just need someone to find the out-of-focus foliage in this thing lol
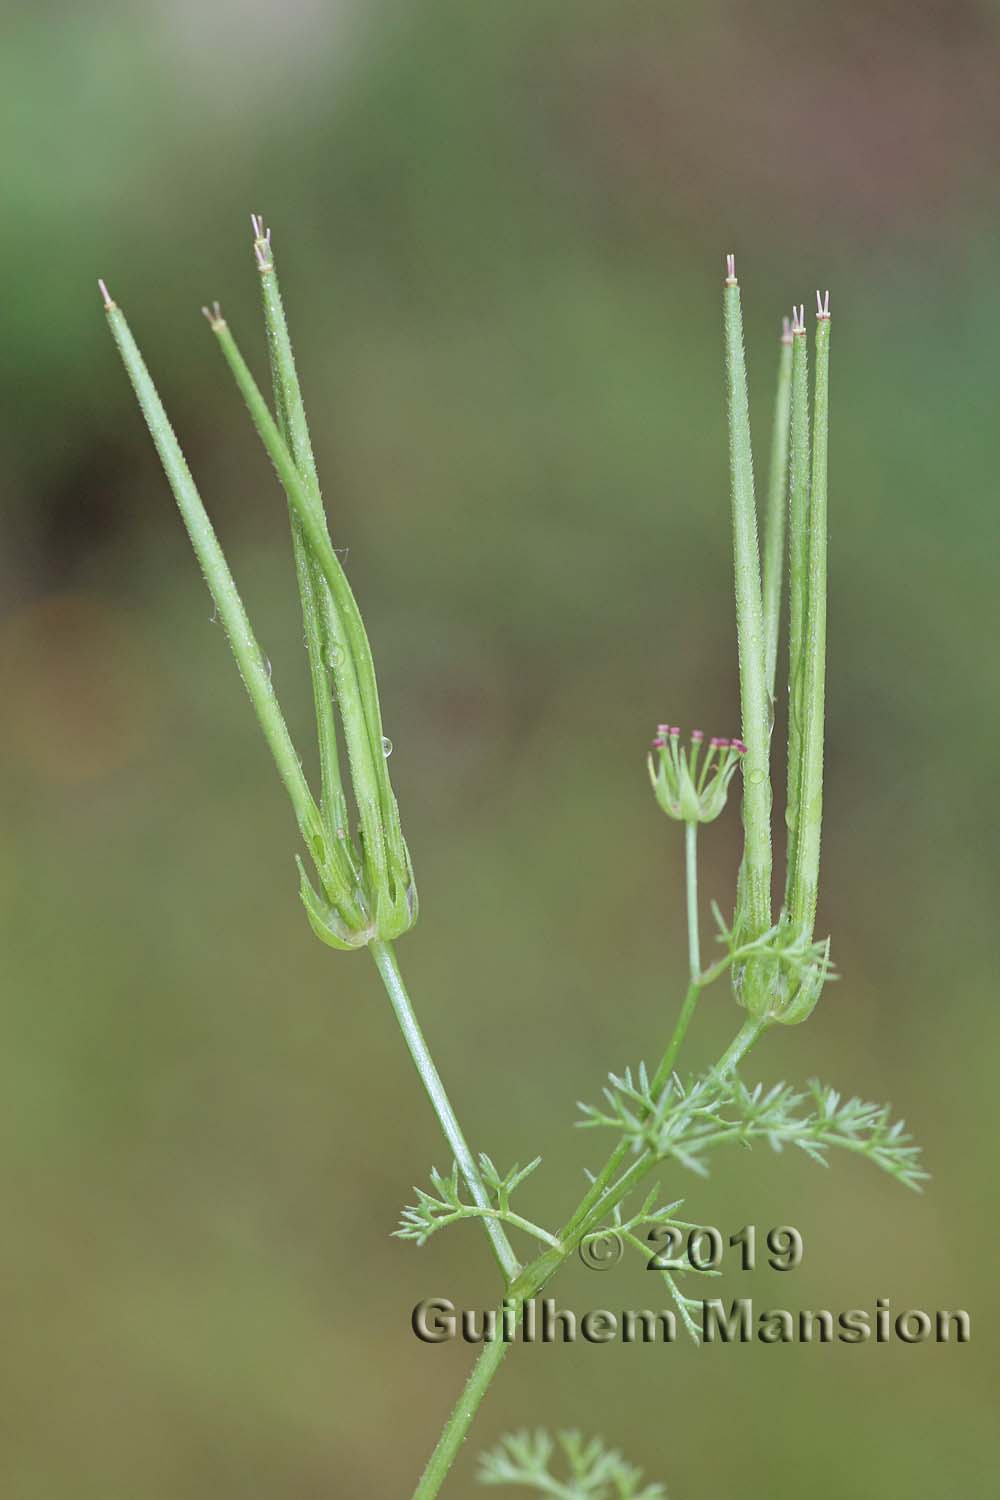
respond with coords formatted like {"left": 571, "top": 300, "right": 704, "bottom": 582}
{"left": 1, "top": 1, "right": 996, "bottom": 1495}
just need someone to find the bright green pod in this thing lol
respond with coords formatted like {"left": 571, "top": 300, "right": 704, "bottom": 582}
{"left": 788, "top": 293, "right": 830, "bottom": 945}
{"left": 99, "top": 283, "right": 365, "bottom": 930}
{"left": 784, "top": 304, "right": 811, "bottom": 915}
{"left": 762, "top": 318, "right": 794, "bottom": 702}
{"left": 722, "top": 255, "right": 773, "bottom": 944}
{"left": 773, "top": 291, "right": 831, "bottom": 1024}
{"left": 248, "top": 221, "right": 351, "bottom": 850}
{"left": 207, "top": 309, "right": 417, "bottom": 946}
{"left": 722, "top": 256, "right": 779, "bottom": 1021}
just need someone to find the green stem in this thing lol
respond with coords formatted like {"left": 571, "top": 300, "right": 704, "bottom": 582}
{"left": 493, "top": 1214, "right": 561, "bottom": 1250}
{"left": 684, "top": 820, "right": 700, "bottom": 981}
{"left": 549, "top": 1013, "right": 769, "bottom": 1279}
{"left": 370, "top": 941, "right": 521, "bottom": 1285}
{"left": 542, "top": 888, "right": 759, "bottom": 1276}
{"left": 658, "top": 979, "right": 702, "bottom": 1080}
{"left": 564, "top": 1008, "right": 765, "bottom": 1249}
{"left": 722, "top": 261, "right": 772, "bottom": 940}
{"left": 715, "top": 1015, "right": 766, "bottom": 1073}
{"left": 539, "top": 969, "right": 703, "bottom": 1278}
{"left": 409, "top": 946, "right": 769, "bottom": 1499}
{"left": 762, "top": 322, "right": 794, "bottom": 701}
{"left": 438, "top": 1209, "right": 561, "bottom": 1250}
{"left": 412, "top": 1332, "right": 512, "bottom": 1500}
{"left": 414, "top": 1004, "right": 768, "bottom": 1499}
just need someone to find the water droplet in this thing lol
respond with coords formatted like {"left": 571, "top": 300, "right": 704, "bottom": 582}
{"left": 748, "top": 768, "right": 766, "bottom": 786}
{"left": 265, "top": 656, "right": 272, "bottom": 682}
{"left": 382, "top": 736, "right": 393, "bottom": 757}
{"left": 327, "top": 644, "right": 345, "bottom": 669}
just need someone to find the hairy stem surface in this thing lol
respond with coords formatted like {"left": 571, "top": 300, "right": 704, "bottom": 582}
{"left": 249, "top": 235, "right": 349, "bottom": 845}
{"left": 723, "top": 266, "right": 772, "bottom": 940}
{"left": 784, "top": 317, "right": 811, "bottom": 912}
{"left": 412, "top": 999, "right": 765, "bottom": 1499}
{"left": 412, "top": 1332, "right": 512, "bottom": 1500}
{"left": 788, "top": 308, "right": 830, "bottom": 939}
{"left": 762, "top": 324, "right": 794, "bottom": 701}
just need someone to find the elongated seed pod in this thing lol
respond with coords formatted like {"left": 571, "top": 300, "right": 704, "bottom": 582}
{"left": 762, "top": 317, "right": 794, "bottom": 701}
{"left": 722, "top": 254, "right": 773, "bottom": 942}
{"left": 784, "top": 302, "right": 811, "bottom": 913}
{"left": 788, "top": 294, "right": 830, "bottom": 940}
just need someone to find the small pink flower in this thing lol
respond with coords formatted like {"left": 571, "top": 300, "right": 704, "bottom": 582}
{"left": 648, "top": 723, "right": 743, "bottom": 824}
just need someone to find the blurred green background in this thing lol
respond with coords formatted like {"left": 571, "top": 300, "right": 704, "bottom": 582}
{"left": 1, "top": 0, "right": 996, "bottom": 1494}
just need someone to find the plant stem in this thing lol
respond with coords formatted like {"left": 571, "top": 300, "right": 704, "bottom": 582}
{"left": 715, "top": 1015, "right": 766, "bottom": 1073}
{"left": 413, "top": 1004, "right": 767, "bottom": 1499}
{"left": 558, "top": 1007, "right": 765, "bottom": 1250}
{"left": 543, "top": 891, "right": 754, "bottom": 1275}
{"left": 657, "top": 979, "right": 702, "bottom": 1080}
{"left": 684, "top": 820, "right": 700, "bottom": 981}
{"left": 412, "top": 1330, "right": 512, "bottom": 1500}
{"left": 762, "top": 321, "right": 794, "bottom": 701}
{"left": 370, "top": 940, "right": 521, "bottom": 1285}
{"left": 492, "top": 1214, "right": 561, "bottom": 1249}
{"left": 380, "top": 836, "right": 729, "bottom": 1498}
{"left": 540, "top": 965, "right": 704, "bottom": 1273}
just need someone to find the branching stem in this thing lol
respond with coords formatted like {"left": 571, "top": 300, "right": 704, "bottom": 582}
{"left": 100, "top": 243, "right": 844, "bottom": 1500}
{"left": 410, "top": 1001, "right": 765, "bottom": 1500}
